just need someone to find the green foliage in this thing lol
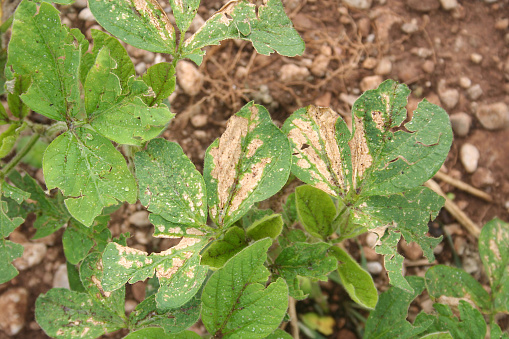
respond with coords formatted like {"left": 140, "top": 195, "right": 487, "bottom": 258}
{"left": 295, "top": 184, "right": 338, "bottom": 239}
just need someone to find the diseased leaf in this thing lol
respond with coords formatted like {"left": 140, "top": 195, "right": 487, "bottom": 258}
{"left": 89, "top": 0, "right": 176, "bottom": 53}
{"left": 183, "top": 0, "right": 304, "bottom": 60}
{"left": 135, "top": 139, "right": 208, "bottom": 234}
{"left": 43, "top": 128, "right": 137, "bottom": 226}
{"left": 0, "top": 197, "right": 24, "bottom": 284}
{"left": 329, "top": 246, "right": 378, "bottom": 309}
{"left": 102, "top": 238, "right": 207, "bottom": 310}
{"left": 124, "top": 328, "right": 201, "bottom": 339}
{"left": 414, "top": 301, "right": 487, "bottom": 339}
{"left": 129, "top": 295, "right": 201, "bottom": 333}
{"left": 364, "top": 276, "right": 431, "bottom": 339}
{"left": 141, "top": 62, "right": 176, "bottom": 107}
{"left": 246, "top": 213, "right": 283, "bottom": 240}
{"left": 204, "top": 102, "right": 291, "bottom": 228}
{"left": 424, "top": 265, "right": 491, "bottom": 313}
{"left": 7, "top": 0, "right": 84, "bottom": 121}
{"left": 295, "top": 185, "right": 337, "bottom": 239}
{"left": 201, "top": 226, "right": 247, "bottom": 269}
{"left": 2, "top": 182, "right": 29, "bottom": 204}
{"left": 478, "top": 218, "right": 509, "bottom": 313}
{"left": 202, "top": 238, "right": 288, "bottom": 338}
{"left": 274, "top": 242, "right": 337, "bottom": 299}
{"left": 35, "top": 289, "right": 125, "bottom": 339}
{"left": 169, "top": 0, "right": 200, "bottom": 34}
{"left": 85, "top": 48, "right": 174, "bottom": 145}
{"left": 0, "top": 123, "right": 24, "bottom": 158}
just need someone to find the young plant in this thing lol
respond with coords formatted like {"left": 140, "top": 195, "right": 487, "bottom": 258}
{"left": 364, "top": 218, "right": 509, "bottom": 339}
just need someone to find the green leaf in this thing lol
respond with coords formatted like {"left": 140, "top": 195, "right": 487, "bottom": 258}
{"left": 89, "top": 0, "right": 176, "bottom": 53}
{"left": 491, "top": 323, "right": 509, "bottom": 339}
{"left": 329, "top": 246, "right": 378, "bottom": 309}
{"left": 274, "top": 242, "right": 337, "bottom": 299}
{"left": 7, "top": 0, "right": 84, "bottom": 121}
{"left": 141, "top": 62, "right": 176, "bottom": 107}
{"left": 201, "top": 226, "right": 247, "bottom": 269}
{"left": 418, "top": 333, "right": 453, "bottom": 339}
{"left": 364, "top": 276, "right": 431, "bottom": 339}
{"left": 202, "top": 238, "right": 288, "bottom": 338}
{"left": 204, "top": 102, "right": 291, "bottom": 228}
{"left": 17, "top": 136, "right": 49, "bottom": 168}
{"left": 129, "top": 295, "right": 201, "bottom": 333}
{"left": 43, "top": 128, "right": 137, "bottom": 226}
{"left": 135, "top": 139, "right": 208, "bottom": 234}
{"left": 85, "top": 48, "right": 174, "bottom": 145}
{"left": 414, "top": 301, "right": 487, "bottom": 339}
{"left": 295, "top": 185, "right": 337, "bottom": 239}
{"left": 278, "top": 228, "right": 307, "bottom": 249}
{"left": 282, "top": 192, "right": 298, "bottom": 227}
{"left": 63, "top": 217, "right": 111, "bottom": 265}
{"left": 0, "top": 198, "right": 24, "bottom": 284}
{"left": 35, "top": 288, "right": 126, "bottom": 338}
{"left": 183, "top": 0, "right": 304, "bottom": 58}
{"left": 424, "top": 265, "right": 491, "bottom": 313}
{"left": 246, "top": 213, "right": 283, "bottom": 240}
{"left": 67, "top": 261, "right": 85, "bottom": 292}
{"left": 478, "top": 218, "right": 509, "bottom": 313}
{"left": 102, "top": 239, "right": 207, "bottom": 310}
{"left": 0, "top": 100, "right": 8, "bottom": 125}
{"left": 0, "top": 123, "right": 24, "bottom": 158}
{"left": 125, "top": 328, "right": 201, "bottom": 339}
{"left": 7, "top": 75, "right": 31, "bottom": 119}
{"left": 169, "top": 0, "right": 200, "bottom": 34}
{"left": 265, "top": 329, "right": 293, "bottom": 339}
{"left": 2, "top": 182, "right": 29, "bottom": 204}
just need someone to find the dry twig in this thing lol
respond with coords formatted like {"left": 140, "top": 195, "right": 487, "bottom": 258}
{"left": 434, "top": 170, "right": 493, "bottom": 202}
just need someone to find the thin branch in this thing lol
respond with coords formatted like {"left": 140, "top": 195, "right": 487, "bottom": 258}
{"left": 288, "top": 297, "right": 299, "bottom": 339}
{"left": 434, "top": 170, "right": 493, "bottom": 202}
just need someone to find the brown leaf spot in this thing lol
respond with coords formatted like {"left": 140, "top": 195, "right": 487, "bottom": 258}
{"left": 246, "top": 139, "right": 263, "bottom": 158}
{"left": 371, "top": 110, "right": 385, "bottom": 131}
{"left": 489, "top": 239, "right": 501, "bottom": 260}
{"left": 349, "top": 116, "right": 372, "bottom": 188}
{"left": 132, "top": 0, "right": 174, "bottom": 41}
{"left": 156, "top": 257, "right": 184, "bottom": 279}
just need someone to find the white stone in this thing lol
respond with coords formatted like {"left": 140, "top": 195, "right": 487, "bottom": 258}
{"left": 365, "top": 232, "right": 379, "bottom": 248}
{"left": 129, "top": 210, "right": 151, "bottom": 228}
{"left": 342, "top": 0, "right": 372, "bottom": 9}
{"left": 375, "top": 58, "right": 392, "bottom": 75}
{"left": 310, "top": 54, "right": 330, "bottom": 77}
{"left": 466, "top": 84, "right": 483, "bottom": 100}
{"left": 135, "top": 62, "right": 147, "bottom": 75}
{"left": 470, "top": 53, "right": 483, "bottom": 64}
{"left": 401, "top": 20, "right": 419, "bottom": 34}
{"left": 176, "top": 60, "right": 204, "bottom": 96}
{"left": 440, "top": 0, "right": 458, "bottom": 10}
{"left": 78, "top": 8, "right": 95, "bottom": 22}
{"left": 360, "top": 75, "right": 383, "bottom": 92}
{"left": 459, "top": 76, "right": 472, "bottom": 89}
{"left": 280, "top": 64, "right": 310, "bottom": 82}
{"left": 0, "top": 288, "right": 28, "bottom": 336}
{"left": 72, "top": 0, "right": 87, "bottom": 9}
{"left": 191, "top": 114, "right": 208, "bottom": 128}
{"left": 449, "top": 112, "right": 472, "bottom": 137}
{"left": 460, "top": 143, "right": 480, "bottom": 173}
{"left": 53, "top": 263, "right": 70, "bottom": 289}
{"left": 476, "top": 102, "right": 509, "bottom": 130}
{"left": 438, "top": 85, "right": 459, "bottom": 109}
{"left": 366, "top": 261, "right": 383, "bottom": 275}
{"left": 13, "top": 242, "right": 47, "bottom": 270}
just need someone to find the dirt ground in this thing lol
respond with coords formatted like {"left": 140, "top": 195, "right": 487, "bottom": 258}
{"left": 1, "top": 0, "right": 509, "bottom": 338}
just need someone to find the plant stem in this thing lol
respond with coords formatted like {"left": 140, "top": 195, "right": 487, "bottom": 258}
{"left": 0, "top": 132, "right": 40, "bottom": 179}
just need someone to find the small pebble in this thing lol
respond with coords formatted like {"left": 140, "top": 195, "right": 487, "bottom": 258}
{"left": 53, "top": 264, "right": 70, "bottom": 289}
{"left": 366, "top": 261, "right": 383, "bottom": 275}
{"left": 362, "top": 57, "right": 378, "bottom": 70}
{"left": 365, "top": 232, "right": 379, "bottom": 248}
{"left": 280, "top": 64, "right": 310, "bottom": 82}
{"left": 495, "top": 18, "right": 509, "bottom": 30}
{"left": 129, "top": 210, "right": 151, "bottom": 228}
{"left": 466, "top": 84, "right": 483, "bottom": 100}
{"left": 449, "top": 112, "right": 472, "bottom": 137}
{"left": 135, "top": 62, "right": 147, "bottom": 75}
{"left": 406, "top": 0, "right": 440, "bottom": 12}
{"left": 0, "top": 288, "right": 28, "bottom": 336}
{"left": 13, "top": 243, "right": 47, "bottom": 270}
{"left": 400, "top": 238, "right": 423, "bottom": 261}
{"left": 360, "top": 75, "right": 383, "bottom": 91}
{"left": 363, "top": 246, "right": 380, "bottom": 261}
{"left": 438, "top": 88, "right": 459, "bottom": 109}
{"left": 460, "top": 143, "right": 480, "bottom": 173}
{"left": 375, "top": 58, "right": 392, "bottom": 75}
{"left": 78, "top": 8, "right": 95, "bottom": 22}
{"left": 421, "top": 60, "right": 435, "bottom": 73}
{"left": 439, "top": 0, "right": 458, "bottom": 10}
{"left": 476, "top": 102, "right": 509, "bottom": 130}
{"left": 310, "top": 54, "right": 329, "bottom": 77}
{"left": 357, "top": 17, "right": 371, "bottom": 37}
{"left": 459, "top": 76, "right": 472, "bottom": 88}
{"left": 125, "top": 300, "right": 138, "bottom": 314}
{"left": 190, "top": 114, "right": 208, "bottom": 128}
{"left": 470, "top": 53, "right": 483, "bottom": 64}
{"left": 342, "top": 0, "right": 372, "bottom": 9}
{"left": 401, "top": 20, "right": 419, "bottom": 34}
{"left": 72, "top": 0, "right": 87, "bottom": 9}
{"left": 471, "top": 167, "right": 495, "bottom": 188}
{"left": 176, "top": 60, "right": 204, "bottom": 96}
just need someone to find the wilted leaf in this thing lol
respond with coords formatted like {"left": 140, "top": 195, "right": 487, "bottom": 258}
{"left": 295, "top": 185, "right": 337, "bottom": 239}
{"left": 204, "top": 102, "right": 291, "bottom": 228}
{"left": 89, "top": 0, "right": 176, "bottom": 53}
{"left": 43, "top": 128, "right": 137, "bottom": 226}
{"left": 301, "top": 313, "right": 335, "bottom": 336}
{"left": 7, "top": 0, "right": 84, "bottom": 121}
{"left": 274, "top": 242, "right": 337, "bottom": 299}
{"left": 183, "top": 0, "right": 304, "bottom": 61}
{"left": 201, "top": 226, "right": 247, "bottom": 269}
{"left": 329, "top": 246, "right": 378, "bottom": 309}
{"left": 425, "top": 265, "right": 491, "bottom": 313}
{"left": 202, "top": 238, "right": 288, "bottom": 338}
{"left": 478, "top": 218, "right": 509, "bottom": 313}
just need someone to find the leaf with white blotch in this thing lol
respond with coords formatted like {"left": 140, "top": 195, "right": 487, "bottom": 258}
{"left": 129, "top": 295, "right": 200, "bottom": 333}
{"left": 364, "top": 276, "right": 432, "bottom": 339}
{"left": 0, "top": 199, "right": 24, "bottom": 284}
{"left": 479, "top": 218, "right": 509, "bottom": 313}
{"left": 79, "top": 252, "right": 125, "bottom": 318}
{"left": 2, "top": 182, "right": 29, "bottom": 204}
{"left": 141, "top": 62, "right": 176, "bottom": 107}
{"left": 183, "top": 0, "right": 304, "bottom": 63}
{"left": 204, "top": 102, "right": 291, "bottom": 228}
{"left": 329, "top": 246, "right": 378, "bottom": 309}
{"left": 424, "top": 265, "right": 491, "bottom": 313}
{"left": 43, "top": 128, "right": 137, "bottom": 226}
{"left": 169, "top": 0, "right": 200, "bottom": 34}
{"left": 63, "top": 217, "right": 111, "bottom": 265}
{"left": 89, "top": 0, "right": 176, "bottom": 53}
{"left": 414, "top": 301, "right": 486, "bottom": 339}
{"left": 85, "top": 48, "right": 175, "bottom": 146}
{"left": 35, "top": 288, "right": 126, "bottom": 339}
{"left": 201, "top": 238, "right": 288, "bottom": 338}
{"left": 295, "top": 185, "right": 337, "bottom": 239}
{"left": 201, "top": 226, "right": 247, "bottom": 269}
{"left": 274, "top": 242, "right": 337, "bottom": 299}
{"left": 135, "top": 139, "right": 208, "bottom": 234}
{"left": 125, "top": 328, "right": 201, "bottom": 339}
{"left": 80, "top": 29, "right": 134, "bottom": 92}
{"left": 102, "top": 238, "right": 207, "bottom": 310}
{"left": 7, "top": 0, "right": 85, "bottom": 121}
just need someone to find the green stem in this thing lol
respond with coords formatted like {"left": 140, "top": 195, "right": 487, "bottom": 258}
{"left": 0, "top": 133, "right": 40, "bottom": 179}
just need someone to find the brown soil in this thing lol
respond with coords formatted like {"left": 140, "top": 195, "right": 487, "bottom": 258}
{"left": 1, "top": 0, "right": 508, "bottom": 338}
